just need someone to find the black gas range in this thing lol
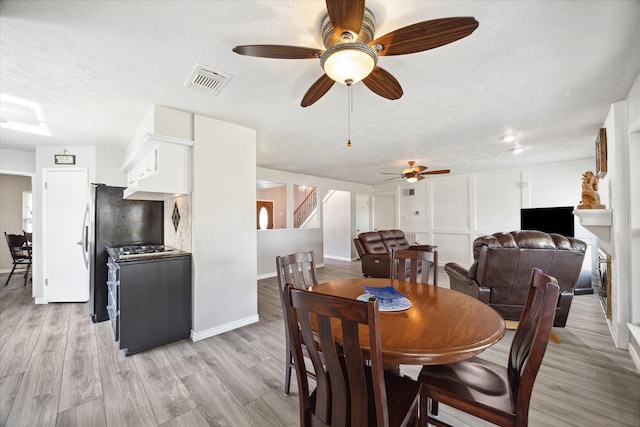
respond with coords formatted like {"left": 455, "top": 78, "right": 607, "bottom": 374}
{"left": 105, "top": 243, "right": 192, "bottom": 355}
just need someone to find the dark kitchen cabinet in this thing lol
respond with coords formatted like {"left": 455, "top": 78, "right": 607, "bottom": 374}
{"left": 110, "top": 254, "right": 192, "bottom": 356}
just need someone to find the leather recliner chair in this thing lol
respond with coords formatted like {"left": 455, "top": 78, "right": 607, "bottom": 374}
{"left": 445, "top": 230, "right": 587, "bottom": 327}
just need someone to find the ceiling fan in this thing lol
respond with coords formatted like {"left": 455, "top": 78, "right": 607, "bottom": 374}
{"left": 233, "top": 0, "right": 478, "bottom": 107}
{"left": 382, "top": 161, "right": 451, "bottom": 183}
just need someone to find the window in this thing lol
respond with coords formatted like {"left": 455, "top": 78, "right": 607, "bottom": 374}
{"left": 22, "top": 190, "right": 32, "bottom": 232}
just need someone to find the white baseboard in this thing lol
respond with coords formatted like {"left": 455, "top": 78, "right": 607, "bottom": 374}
{"left": 323, "top": 255, "right": 352, "bottom": 262}
{"left": 191, "top": 314, "right": 259, "bottom": 342}
{"left": 34, "top": 298, "right": 48, "bottom": 305}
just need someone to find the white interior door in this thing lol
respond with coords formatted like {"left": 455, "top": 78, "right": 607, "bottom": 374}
{"left": 373, "top": 193, "right": 396, "bottom": 230}
{"left": 44, "top": 168, "right": 89, "bottom": 302}
{"left": 356, "top": 194, "right": 370, "bottom": 234}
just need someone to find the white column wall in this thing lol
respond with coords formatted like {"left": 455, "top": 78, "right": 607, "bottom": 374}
{"left": 624, "top": 73, "right": 640, "bottom": 367}
{"left": 191, "top": 115, "right": 257, "bottom": 340}
{"left": 323, "top": 190, "right": 352, "bottom": 261}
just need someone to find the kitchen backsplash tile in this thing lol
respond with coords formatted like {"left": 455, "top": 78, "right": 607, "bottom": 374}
{"left": 165, "top": 194, "right": 191, "bottom": 252}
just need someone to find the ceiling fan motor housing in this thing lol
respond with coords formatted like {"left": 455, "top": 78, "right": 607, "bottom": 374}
{"left": 321, "top": 7, "right": 376, "bottom": 48}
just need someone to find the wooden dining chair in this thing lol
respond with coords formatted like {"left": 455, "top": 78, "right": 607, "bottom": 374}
{"left": 275, "top": 251, "right": 318, "bottom": 394}
{"left": 418, "top": 268, "right": 560, "bottom": 427}
{"left": 4, "top": 232, "right": 32, "bottom": 287}
{"left": 390, "top": 249, "right": 438, "bottom": 285}
{"left": 284, "top": 283, "right": 421, "bottom": 427}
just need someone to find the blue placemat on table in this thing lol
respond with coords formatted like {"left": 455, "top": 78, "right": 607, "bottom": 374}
{"left": 362, "top": 285, "right": 407, "bottom": 300}
{"left": 357, "top": 293, "right": 412, "bottom": 311}
{"left": 359, "top": 285, "right": 411, "bottom": 311}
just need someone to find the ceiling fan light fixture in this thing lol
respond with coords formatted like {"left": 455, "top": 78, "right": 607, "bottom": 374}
{"left": 321, "top": 43, "right": 377, "bottom": 85}
{"left": 406, "top": 176, "right": 419, "bottom": 183}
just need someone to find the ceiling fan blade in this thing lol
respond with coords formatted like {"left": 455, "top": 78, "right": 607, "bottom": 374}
{"left": 417, "top": 175, "right": 426, "bottom": 181}
{"left": 326, "top": 0, "right": 365, "bottom": 36}
{"left": 301, "top": 74, "right": 336, "bottom": 107}
{"left": 384, "top": 176, "right": 402, "bottom": 181}
{"left": 381, "top": 172, "right": 402, "bottom": 175}
{"left": 362, "top": 66, "right": 403, "bottom": 100}
{"left": 371, "top": 17, "right": 479, "bottom": 56}
{"left": 233, "top": 45, "right": 322, "bottom": 59}
{"left": 413, "top": 165, "right": 427, "bottom": 173}
{"left": 421, "top": 169, "right": 451, "bottom": 175}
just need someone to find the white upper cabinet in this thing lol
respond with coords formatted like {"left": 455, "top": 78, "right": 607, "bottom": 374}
{"left": 122, "top": 105, "right": 194, "bottom": 201}
{"left": 122, "top": 133, "right": 193, "bottom": 200}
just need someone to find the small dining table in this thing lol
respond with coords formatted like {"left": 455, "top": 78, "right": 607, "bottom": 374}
{"left": 308, "top": 277, "right": 506, "bottom": 366}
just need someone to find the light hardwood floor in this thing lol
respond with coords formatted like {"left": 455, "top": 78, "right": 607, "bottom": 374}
{"left": 0, "top": 259, "right": 638, "bottom": 427}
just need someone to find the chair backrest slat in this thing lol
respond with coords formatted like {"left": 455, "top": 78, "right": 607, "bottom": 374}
{"left": 285, "top": 284, "right": 389, "bottom": 427}
{"left": 390, "top": 249, "right": 438, "bottom": 285}
{"left": 276, "top": 251, "right": 317, "bottom": 291}
{"left": 275, "top": 251, "right": 318, "bottom": 347}
{"left": 508, "top": 268, "right": 560, "bottom": 424}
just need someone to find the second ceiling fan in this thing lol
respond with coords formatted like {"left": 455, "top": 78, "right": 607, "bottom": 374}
{"left": 382, "top": 161, "right": 451, "bottom": 183}
{"left": 233, "top": 0, "right": 478, "bottom": 107}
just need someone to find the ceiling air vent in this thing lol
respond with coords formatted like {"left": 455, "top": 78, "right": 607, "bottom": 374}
{"left": 185, "top": 64, "right": 232, "bottom": 95}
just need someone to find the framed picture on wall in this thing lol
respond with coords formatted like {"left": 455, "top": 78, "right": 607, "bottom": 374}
{"left": 596, "top": 128, "right": 607, "bottom": 176}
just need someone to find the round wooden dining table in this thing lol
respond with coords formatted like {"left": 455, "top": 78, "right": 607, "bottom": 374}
{"left": 309, "top": 277, "right": 506, "bottom": 366}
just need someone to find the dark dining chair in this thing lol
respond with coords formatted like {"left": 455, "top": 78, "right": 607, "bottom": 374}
{"left": 284, "top": 283, "right": 421, "bottom": 427}
{"left": 390, "top": 248, "right": 438, "bottom": 285}
{"left": 418, "top": 268, "right": 560, "bottom": 427}
{"left": 4, "top": 232, "right": 32, "bottom": 287}
{"left": 275, "top": 251, "right": 318, "bottom": 394}
{"left": 23, "top": 230, "right": 32, "bottom": 244}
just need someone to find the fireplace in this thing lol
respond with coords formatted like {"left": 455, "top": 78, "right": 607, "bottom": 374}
{"left": 597, "top": 248, "right": 612, "bottom": 319}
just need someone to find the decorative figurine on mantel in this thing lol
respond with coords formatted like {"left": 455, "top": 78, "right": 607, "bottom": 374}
{"left": 577, "top": 171, "right": 606, "bottom": 209}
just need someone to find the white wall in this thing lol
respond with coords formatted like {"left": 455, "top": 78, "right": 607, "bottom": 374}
{"left": 192, "top": 115, "right": 257, "bottom": 340}
{"left": 257, "top": 228, "right": 323, "bottom": 279}
{"left": 0, "top": 148, "right": 35, "bottom": 174}
{"left": 95, "top": 144, "right": 127, "bottom": 187}
{"left": 323, "top": 190, "right": 352, "bottom": 261}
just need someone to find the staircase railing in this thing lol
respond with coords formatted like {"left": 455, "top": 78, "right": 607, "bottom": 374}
{"left": 294, "top": 188, "right": 333, "bottom": 228}
{"left": 294, "top": 187, "right": 317, "bottom": 228}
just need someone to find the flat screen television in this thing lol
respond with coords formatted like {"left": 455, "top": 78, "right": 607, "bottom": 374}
{"left": 520, "top": 206, "right": 575, "bottom": 237}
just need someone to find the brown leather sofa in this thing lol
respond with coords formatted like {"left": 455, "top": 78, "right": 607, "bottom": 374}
{"left": 353, "top": 230, "right": 412, "bottom": 278}
{"left": 445, "top": 230, "right": 587, "bottom": 327}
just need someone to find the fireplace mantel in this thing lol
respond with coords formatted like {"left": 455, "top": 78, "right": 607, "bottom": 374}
{"left": 573, "top": 209, "right": 613, "bottom": 241}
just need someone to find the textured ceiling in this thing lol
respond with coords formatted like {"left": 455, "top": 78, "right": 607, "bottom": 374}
{"left": 1, "top": 1, "right": 639, "bottom": 184}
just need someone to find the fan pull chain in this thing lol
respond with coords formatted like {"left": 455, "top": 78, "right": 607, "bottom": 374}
{"left": 347, "top": 81, "right": 353, "bottom": 148}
